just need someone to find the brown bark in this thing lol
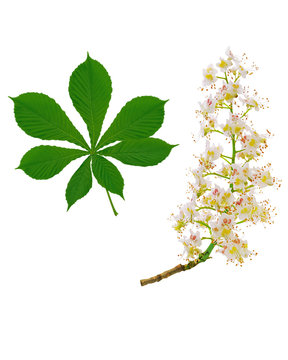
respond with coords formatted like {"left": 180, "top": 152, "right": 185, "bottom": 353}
{"left": 140, "top": 264, "right": 185, "bottom": 286}
{"left": 140, "top": 260, "right": 202, "bottom": 286}
{"left": 140, "top": 242, "right": 215, "bottom": 286}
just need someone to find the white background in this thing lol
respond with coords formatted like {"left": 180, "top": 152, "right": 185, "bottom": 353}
{"left": 1, "top": 1, "right": 287, "bottom": 359}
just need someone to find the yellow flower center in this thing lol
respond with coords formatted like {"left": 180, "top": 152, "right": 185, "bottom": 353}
{"left": 235, "top": 178, "right": 242, "bottom": 186}
{"left": 221, "top": 228, "right": 231, "bottom": 238}
{"left": 205, "top": 74, "right": 213, "bottom": 81}
{"left": 219, "top": 60, "right": 227, "bottom": 68}
{"left": 241, "top": 207, "right": 249, "bottom": 214}
{"left": 229, "top": 246, "right": 237, "bottom": 254}
{"left": 249, "top": 138, "right": 256, "bottom": 147}
{"left": 223, "top": 124, "right": 230, "bottom": 132}
{"left": 235, "top": 126, "right": 242, "bottom": 134}
{"left": 224, "top": 93, "right": 234, "bottom": 101}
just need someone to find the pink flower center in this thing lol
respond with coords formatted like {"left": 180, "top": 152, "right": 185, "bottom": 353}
{"left": 236, "top": 198, "right": 243, "bottom": 206}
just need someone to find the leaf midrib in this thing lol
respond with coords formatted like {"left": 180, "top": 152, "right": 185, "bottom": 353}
{"left": 87, "top": 60, "right": 96, "bottom": 148}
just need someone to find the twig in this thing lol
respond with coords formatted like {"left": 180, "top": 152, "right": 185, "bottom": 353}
{"left": 140, "top": 242, "right": 215, "bottom": 286}
{"left": 140, "top": 264, "right": 187, "bottom": 286}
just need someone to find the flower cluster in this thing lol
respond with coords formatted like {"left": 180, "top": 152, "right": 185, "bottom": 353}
{"left": 172, "top": 48, "right": 279, "bottom": 265}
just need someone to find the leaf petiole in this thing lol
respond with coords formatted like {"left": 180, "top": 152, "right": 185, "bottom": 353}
{"left": 106, "top": 190, "right": 118, "bottom": 216}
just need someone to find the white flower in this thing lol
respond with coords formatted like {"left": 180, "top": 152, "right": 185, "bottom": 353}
{"left": 239, "top": 131, "right": 267, "bottom": 158}
{"left": 217, "top": 188, "right": 235, "bottom": 208}
{"left": 219, "top": 213, "right": 235, "bottom": 226}
{"left": 219, "top": 163, "right": 231, "bottom": 178}
{"left": 203, "top": 141, "right": 223, "bottom": 162}
{"left": 230, "top": 164, "right": 250, "bottom": 191}
{"left": 222, "top": 81, "right": 243, "bottom": 103}
{"left": 203, "top": 65, "right": 217, "bottom": 86}
{"left": 222, "top": 113, "right": 246, "bottom": 136}
{"left": 204, "top": 186, "right": 235, "bottom": 210}
{"left": 199, "top": 116, "right": 218, "bottom": 137}
{"left": 253, "top": 168, "right": 274, "bottom": 188}
{"left": 231, "top": 60, "right": 249, "bottom": 78}
{"left": 216, "top": 57, "right": 232, "bottom": 72}
{"left": 172, "top": 209, "right": 187, "bottom": 232}
{"left": 229, "top": 80, "right": 243, "bottom": 95}
{"left": 259, "top": 170, "right": 273, "bottom": 187}
{"left": 181, "top": 230, "right": 202, "bottom": 259}
{"left": 211, "top": 214, "right": 235, "bottom": 240}
{"left": 201, "top": 186, "right": 221, "bottom": 208}
{"left": 189, "top": 230, "right": 202, "bottom": 246}
{"left": 235, "top": 193, "right": 264, "bottom": 222}
{"left": 192, "top": 165, "right": 205, "bottom": 185}
{"left": 180, "top": 200, "right": 197, "bottom": 220}
{"left": 218, "top": 236, "right": 250, "bottom": 263}
{"left": 199, "top": 95, "right": 217, "bottom": 115}
{"left": 216, "top": 84, "right": 228, "bottom": 102}
{"left": 225, "top": 47, "right": 240, "bottom": 63}
{"left": 241, "top": 96, "right": 262, "bottom": 111}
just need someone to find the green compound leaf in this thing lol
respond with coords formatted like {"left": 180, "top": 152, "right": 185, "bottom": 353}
{"left": 96, "top": 96, "right": 168, "bottom": 150}
{"left": 10, "top": 93, "right": 89, "bottom": 150}
{"left": 18, "top": 145, "right": 88, "bottom": 179}
{"left": 69, "top": 53, "right": 112, "bottom": 148}
{"left": 91, "top": 155, "right": 124, "bottom": 199}
{"left": 98, "top": 138, "right": 177, "bottom": 167}
{"left": 66, "top": 157, "right": 93, "bottom": 210}
{"left": 11, "top": 54, "right": 177, "bottom": 214}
